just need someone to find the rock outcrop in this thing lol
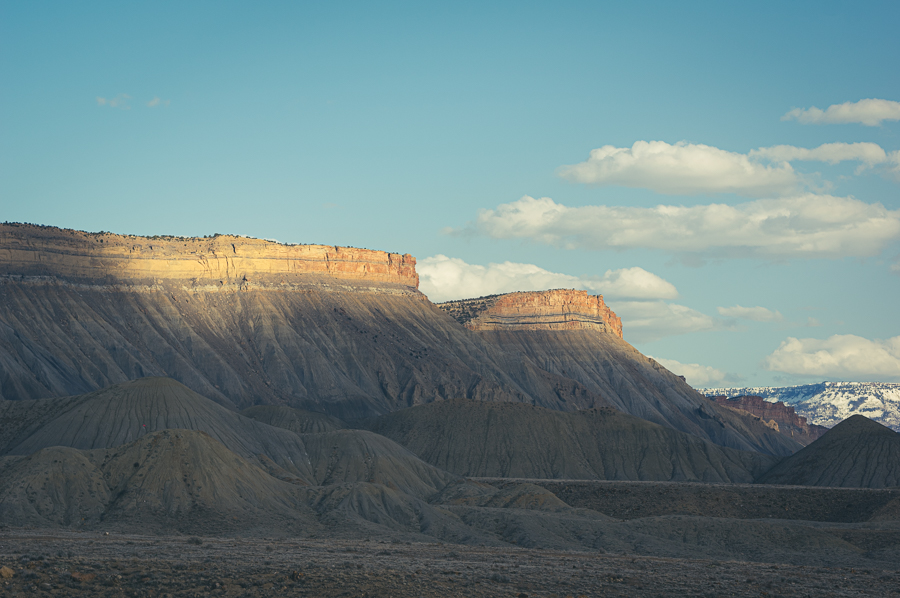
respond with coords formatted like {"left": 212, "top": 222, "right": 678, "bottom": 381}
{"left": 710, "top": 395, "right": 828, "bottom": 445}
{"left": 439, "top": 289, "right": 623, "bottom": 338}
{"left": 0, "top": 222, "right": 418, "bottom": 291}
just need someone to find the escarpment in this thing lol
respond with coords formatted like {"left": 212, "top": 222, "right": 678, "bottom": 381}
{"left": 0, "top": 224, "right": 797, "bottom": 454}
{"left": 0, "top": 224, "right": 605, "bottom": 418}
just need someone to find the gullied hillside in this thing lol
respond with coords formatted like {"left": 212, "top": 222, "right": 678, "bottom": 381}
{"left": 438, "top": 291, "right": 800, "bottom": 456}
{"left": 366, "top": 399, "right": 778, "bottom": 482}
{"left": 757, "top": 415, "right": 900, "bottom": 488}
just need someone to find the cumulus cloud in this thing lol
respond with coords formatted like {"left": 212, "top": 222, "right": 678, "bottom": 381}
{"left": 557, "top": 140, "right": 799, "bottom": 197}
{"left": 611, "top": 300, "right": 727, "bottom": 344}
{"left": 650, "top": 357, "right": 739, "bottom": 387}
{"left": 96, "top": 94, "right": 131, "bottom": 109}
{"left": 455, "top": 194, "right": 900, "bottom": 259}
{"left": 763, "top": 334, "right": 900, "bottom": 381}
{"left": 417, "top": 255, "right": 677, "bottom": 303}
{"left": 782, "top": 99, "right": 900, "bottom": 127}
{"left": 717, "top": 305, "right": 784, "bottom": 322}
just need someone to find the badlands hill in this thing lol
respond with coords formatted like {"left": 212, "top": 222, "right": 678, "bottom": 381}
{"left": 0, "top": 223, "right": 794, "bottom": 455}
{"left": 758, "top": 415, "right": 900, "bottom": 488}
{"left": 366, "top": 399, "right": 776, "bottom": 482}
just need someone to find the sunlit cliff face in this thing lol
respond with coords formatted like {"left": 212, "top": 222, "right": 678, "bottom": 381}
{"left": 439, "top": 289, "right": 623, "bottom": 339}
{"left": 0, "top": 223, "right": 419, "bottom": 289}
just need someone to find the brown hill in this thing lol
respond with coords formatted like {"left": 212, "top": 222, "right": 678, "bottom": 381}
{"left": 439, "top": 291, "right": 800, "bottom": 456}
{"left": 757, "top": 415, "right": 900, "bottom": 488}
{"left": 366, "top": 399, "right": 778, "bottom": 482}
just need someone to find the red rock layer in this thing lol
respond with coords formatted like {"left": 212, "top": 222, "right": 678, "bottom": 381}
{"left": 439, "top": 290, "right": 623, "bottom": 339}
{"left": 0, "top": 223, "right": 418, "bottom": 289}
{"left": 711, "top": 395, "right": 828, "bottom": 444}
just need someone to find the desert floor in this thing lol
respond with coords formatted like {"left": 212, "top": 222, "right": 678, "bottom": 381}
{"left": 2, "top": 529, "right": 899, "bottom": 597}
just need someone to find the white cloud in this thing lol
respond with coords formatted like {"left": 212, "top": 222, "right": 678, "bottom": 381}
{"left": 750, "top": 142, "right": 890, "bottom": 167}
{"left": 417, "top": 255, "right": 677, "bottom": 303}
{"left": 763, "top": 334, "right": 900, "bottom": 381}
{"left": 782, "top": 99, "right": 900, "bottom": 126}
{"left": 96, "top": 94, "right": 131, "bottom": 110}
{"left": 557, "top": 140, "right": 799, "bottom": 197}
{"left": 610, "top": 300, "right": 726, "bottom": 344}
{"left": 717, "top": 305, "right": 784, "bottom": 322}
{"left": 147, "top": 97, "right": 170, "bottom": 108}
{"left": 456, "top": 194, "right": 900, "bottom": 259}
{"left": 651, "top": 357, "right": 738, "bottom": 387}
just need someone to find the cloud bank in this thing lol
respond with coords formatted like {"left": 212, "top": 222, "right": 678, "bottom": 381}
{"left": 455, "top": 195, "right": 900, "bottom": 259}
{"left": 782, "top": 99, "right": 900, "bottom": 126}
{"left": 557, "top": 141, "right": 798, "bottom": 197}
{"left": 417, "top": 255, "right": 677, "bottom": 303}
{"left": 763, "top": 334, "right": 900, "bottom": 381}
{"left": 750, "top": 142, "right": 894, "bottom": 167}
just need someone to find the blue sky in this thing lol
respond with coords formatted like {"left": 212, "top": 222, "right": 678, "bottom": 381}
{"left": 2, "top": 1, "right": 899, "bottom": 387}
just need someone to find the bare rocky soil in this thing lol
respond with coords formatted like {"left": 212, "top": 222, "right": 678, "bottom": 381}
{"left": 2, "top": 529, "right": 899, "bottom": 597}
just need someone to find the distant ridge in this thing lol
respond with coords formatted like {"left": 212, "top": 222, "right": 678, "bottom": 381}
{"left": 757, "top": 415, "right": 900, "bottom": 488}
{"left": 701, "top": 381, "right": 900, "bottom": 432}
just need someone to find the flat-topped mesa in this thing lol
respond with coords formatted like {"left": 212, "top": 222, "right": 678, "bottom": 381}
{"left": 438, "top": 289, "right": 623, "bottom": 339}
{"left": 0, "top": 223, "right": 418, "bottom": 291}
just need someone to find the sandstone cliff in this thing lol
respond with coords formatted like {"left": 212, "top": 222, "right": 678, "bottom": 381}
{"left": 439, "top": 290, "right": 623, "bottom": 338}
{"left": 0, "top": 223, "right": 418, "bottom": 291}
{"left": 710, "top": 395, "right": 828, "bottom": 445}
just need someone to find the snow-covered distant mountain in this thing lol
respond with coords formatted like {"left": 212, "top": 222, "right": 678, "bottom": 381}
{"left": 699, "top": 382, "right": 900, "bottom": 432}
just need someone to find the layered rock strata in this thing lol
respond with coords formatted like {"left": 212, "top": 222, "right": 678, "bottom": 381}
{"left": 0, "top": 223, "right": 418, "bottom": 291}
{"left": 439, "top": 290, "right": 623, "bottom": 339}
{"left": 710, "top": 395, "right": 828, "bottom": 445}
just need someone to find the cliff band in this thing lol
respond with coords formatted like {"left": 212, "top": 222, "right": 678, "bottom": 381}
{"left": 0, "top": 223, "right": 418, "bottom": 291}
{"left": 439, "top": 290, "right": 623, "bottom": 339}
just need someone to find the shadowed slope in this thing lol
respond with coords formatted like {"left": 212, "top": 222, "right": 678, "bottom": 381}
{"left": 302, "top": 430, "right": 457, "bottom": 499}
{"left": 1, "top": 377, "right": 315, "bottom": 479}
{"left": 0, "top": 281, "right": 604, "bottom": 420}
{"left": 758, "top": 415, "right": 900, "bottom": 488}
{"left": 0, "top": 429, "right": 318, "bottom": 534}
{"left": 367, "top": 400, "right": 777, "bottom": 482}
{"left": 474, "top": 329, "right": 800, "bottom": 456}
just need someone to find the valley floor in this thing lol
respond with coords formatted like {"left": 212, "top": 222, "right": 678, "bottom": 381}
{"left": 1, "top": 529, "right": 898, "bottom": 598}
